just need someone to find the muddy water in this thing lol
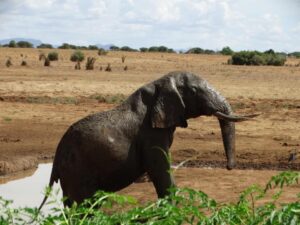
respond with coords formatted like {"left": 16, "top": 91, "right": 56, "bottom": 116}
{"left": 0, "top": 163, "right": 62, "bottom": 209}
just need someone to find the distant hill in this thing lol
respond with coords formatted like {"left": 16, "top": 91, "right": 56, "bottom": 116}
{"left": 0, "top": 38, "right": 42, "bottom": 47}
{"left": 96, "top": 43, "right": 114, "bottom": 50}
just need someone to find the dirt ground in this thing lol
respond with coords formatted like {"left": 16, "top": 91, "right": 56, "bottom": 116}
{"left": 0, "top": 48, "right": 299, "bottom": 203}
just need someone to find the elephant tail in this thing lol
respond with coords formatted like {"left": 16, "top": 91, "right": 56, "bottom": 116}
{"left": 37, "top": 163, "right": 59, "bottom": 212}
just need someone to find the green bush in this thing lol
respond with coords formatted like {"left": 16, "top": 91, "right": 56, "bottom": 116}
{"left": 0, "top": 171, "right": 299, "bottom": 224}
{"left": 230, "top": 51, "right": 286, "bottom": 66}
{"left": 70, "top": 50, "right": 85, "bottom": 62}
{"left": 8, "top": 40, "right": 17, "bottom": 48}
{"left": 140, "top": 47, "right": 148, "bottom": 52}
{"left": 47, "top": 52, "right": 59, "bottom": 61}
{"left": 37, "top": 43, "right": 53, "bottom": 49}
{"left": 17, "top": 41, "right": 33, "bottom": 48}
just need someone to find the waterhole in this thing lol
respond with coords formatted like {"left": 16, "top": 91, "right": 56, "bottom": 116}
{"left": 0, "top": 163, "right": 62, "bottom": 210}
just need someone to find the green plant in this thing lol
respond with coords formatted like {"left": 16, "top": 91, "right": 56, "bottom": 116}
{"left": 1, "top": 171, "right": 299, "bottom": 224}
{"left": 231, "top": 51, "right": 286, "bottom": 66}
{"left": 85, "top": 57, "right": 96, "bottom": 70}
{"left": 70, "top": 51, "right": 85, "bottom": 62}
{"left": 47, "top": 52, "right": 59, "bottom": 61}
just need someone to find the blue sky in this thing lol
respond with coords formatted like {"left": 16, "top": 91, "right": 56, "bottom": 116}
{"left": 0, "top": 0, "right": 299, "bottom": 51}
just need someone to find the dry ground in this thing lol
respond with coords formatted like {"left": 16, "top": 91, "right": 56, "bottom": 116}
{"left": 0, "top": 48, "right": 299, "bottom": 203}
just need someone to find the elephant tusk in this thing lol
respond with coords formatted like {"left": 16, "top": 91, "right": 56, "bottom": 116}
{"left": 214, "top": 112, "right": 259, "bottom": 122}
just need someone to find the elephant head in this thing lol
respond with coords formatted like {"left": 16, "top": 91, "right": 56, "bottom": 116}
{"left": 150, "top": 72, "right": 257, "bottom": 170}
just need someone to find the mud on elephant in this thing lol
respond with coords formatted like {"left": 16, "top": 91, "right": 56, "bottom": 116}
{"left": 39, "top": 71, "right": 258, "bottom": 209}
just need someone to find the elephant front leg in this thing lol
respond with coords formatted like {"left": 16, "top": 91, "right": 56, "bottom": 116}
{"left": 143, "top": 146, "right": 175, "bottom": 198}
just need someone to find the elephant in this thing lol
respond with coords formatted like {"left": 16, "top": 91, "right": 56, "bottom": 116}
{"left": 38, "top": 71, "right": 257, "bottom": 209}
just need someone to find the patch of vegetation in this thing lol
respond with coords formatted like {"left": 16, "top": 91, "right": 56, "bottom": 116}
{"left": 288, "top": 52, "right": 300, "bottom": 58}
{"left": 70, "top": 51, "right": 85, "bottom": 62}
{"left": 85, "top": 57, "right": 96, "bottom": 70}
{"left": 120, "top": 46, "right": 138, "bottom": 52}
{"left": 5, "top": 57, "right": 12, "bottom": 67}
{"left": 220, "top": 46, "right": 234, "bottom": 55}
{"left": 2, "top": 116, "right": 12, "bottom": 122}
{"left": 185, "top": 47, "right": 215, "bottom": 54}
{"left": 148, "top": 46, "right": 175, "bottom": 53}
{"left": 37, "top": 43, "right": 53, "bottom": 49}
{"left": 229, "top": 51, "right": 287, "bottom": 66}
{"left": 16, "top": 41, "right": 33, "bottom": 48}
{"left": 26, "top": 96, "right": 79, "bottom": 105}
{"left": 47, "top": 52, "right": 59, "bottom": 61}
{"left": 98, "top": 48, "right": 107, "bottom": 55}
{"left": 0, "top": 171, "right": 299, "bottom": 224}
{"left": 89, "top": 93, "right": 126, "bottom": 104}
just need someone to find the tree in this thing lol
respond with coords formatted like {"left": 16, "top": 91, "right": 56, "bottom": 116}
{"left": 37, "top": 43, "right": 53, "bottom": 49}
{"left": 220, "top": 46, "right": 234, "bottom": 55}
{"left": 8, "top": 40, "right": 17, "bottom": 48}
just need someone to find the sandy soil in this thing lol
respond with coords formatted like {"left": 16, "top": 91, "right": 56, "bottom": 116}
{"left": 0, "top": 48, "right": 299, "bottom": 203}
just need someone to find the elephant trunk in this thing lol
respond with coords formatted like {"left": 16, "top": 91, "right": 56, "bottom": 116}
{"left": 217, "top": 102, "right": 236, "bottom": 170}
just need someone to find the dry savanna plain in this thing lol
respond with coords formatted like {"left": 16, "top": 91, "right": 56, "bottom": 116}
{"left": 0, "top": 48, "right": 300, "bottom": 204}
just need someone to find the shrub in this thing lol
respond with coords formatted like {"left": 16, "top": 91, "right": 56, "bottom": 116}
{"left": 88, "top": 45, "right": 98, "bottom": 50}
{"left": 120, "top": 46, "right": 137, "bottom": 52}
{"left": 85, "top": 57, "right": 96, "bottom": 70}
{"left": 75, "top": 61, "right": 81, "bottom": 70}
{"left": 121, "top": 55, "right": 126, "bottom": 63}
{"left": 105, "top": 63, "right": 112, "bottom": 72}
{"left": 230, "top": 51, "right": 286, "bottom": 66}
{"left": 47, "top": 52, "right": 59, "bottom": 61}
{"left": 140, "top": 47, "right": 148, "bottom": 52}
{"left": 5, "top": 58, "right": 12, "bottom": 67}
{"left": 17, "top": 41, "right": 33, "bottom": 48}
{"left": 98, "top": 48, "right": 107, "bottom": 55}
{"left": 44, "top": 57, "right": 50, "bottom": 66}
{"left": 70, "top": 51, "right": 85, "bottom": 62}
{"left": 186, "top": 47, "right": 204, "bottom": 54}
{"left": 37, "top": 43, "right": 53, "bottom": 49}
{"left": 21, "top": 60, "right": 27, "bottom": 66}
{"left": 288, "top": 52, "right": 300, "bottom": 58}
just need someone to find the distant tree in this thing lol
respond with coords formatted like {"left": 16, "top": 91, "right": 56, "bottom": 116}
{"left": 8, "top": 40, "right": 17, "bottom": 48}
{"left": 120, "top": 46, "right": 137, "bottom": 52}
{"left": 148, "top": 46, "right": 159, "bottom": 52}
{"left": 288, "top": 52, "right": 300, "bottom": 58}
{"left": 88, "top": 45, "right": 98, "bottom": 50}
{"left": 204, "top": 49, "right": 215, "bottom": 54}
{"left": 220, "top": 46, "right": 234, "bottom": 55}
{"left": 58, "top": 43, "right": 71, "bottom": 49}
{"left": 16, "top": 41, "right": 33, "bottom": 48}
{"left": 140, "top": 47, "right": 148, "bottom": 52}
{"left": 110, "top": 45, "right": 120, "bottom": 51}
{"left": 185, "top": 47, "right": 204, "bottom": 54}
{"left": 37, "top": 43, "right": 53, "bottom": 49}
{"left": 264, "top": 49, "right": 275, "bottom": 55}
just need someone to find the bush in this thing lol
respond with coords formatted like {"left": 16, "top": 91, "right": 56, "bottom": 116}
{"left": 110, "top": 45, "right": 120, "bottom": 51}
{"left": 120, "top": 46, "right": 137, "bottom": 52}
{"left": 17, "top": 41, "right": 33, "bottom": 48}
{"left": 230, "top": 51, "right": 286, "bottom": 66}
{"left": 47, "top": 52, "right": 59, "bottom": 61}
{"left": 140, "top": 47, "right": 148, "bottom": 52}
{"left": 1, "top": 171, "right": 299, "bottom": 224}
{"left": 70, "top": 50, "right": 85, "bottom": 62}
{"left": 98, "top": 48, "right": 107, "bottom": 55}
{"left": 37, "top": 43, "right": 53, "bottom": 49}
{"left": 88, "top": 45, "right": 98, "bottom": 50}
{"left": 85, "top": 57, "right": 96, "bottom": 70}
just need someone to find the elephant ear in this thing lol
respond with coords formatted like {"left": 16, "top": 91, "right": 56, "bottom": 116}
{"left": 151, "top": 77, "right": 187, "bottom": 128}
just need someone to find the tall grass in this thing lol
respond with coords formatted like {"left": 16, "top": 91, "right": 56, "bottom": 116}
{"left": 0, "top": 171, "right": 299, "bottom": 224}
